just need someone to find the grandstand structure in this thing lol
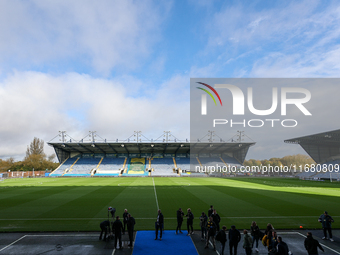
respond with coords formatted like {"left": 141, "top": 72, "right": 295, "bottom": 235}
{"left": 48, "top": 131, "right": 255, "bottom": 177}
{"left": 285, "top": 129, "right": 340, "bottom": 180}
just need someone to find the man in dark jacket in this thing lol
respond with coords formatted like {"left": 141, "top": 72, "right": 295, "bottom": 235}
{"left": 176, "top": 208, "right": 184, "bottom": 234}
{"left": 99, "top": 220, "right": 110, "bottom": 241}
{"left": 216, "top": 225, "right": 227, "bottom": 255}
{"left": 155, "top": 209, "right": 164, "bottom": 240}
{"left": 304, "top": 232, "right": 324, "bottom": 255}
{"left": 127, "top": 214, "right": 136, "bottom": 247}
{"left": 208, "top": 205, "right": 214, "bottom": 217}
{"left": 112, "top": 216, "right": 124, "bottom": 249}
{"left": 229, "top": 225, "right": 241, "bottom": 255}
{"left": 211, "top": 209, "right": 221, "bottom": 232}
{"left": 318, "top": 211, "right": 334, "bottom": 241}
{"left": 205, "top": 216, "right": 217, "bottom": 250}
{"left": 186, "top": 208, "right": 194, "bottom": 235}
{"left": 277, "top": 236, "right": 289, "bottom": 255}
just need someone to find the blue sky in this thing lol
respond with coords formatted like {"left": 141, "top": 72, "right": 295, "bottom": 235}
{"left": 0, "top": 0, "right": 340, "bottom": 159}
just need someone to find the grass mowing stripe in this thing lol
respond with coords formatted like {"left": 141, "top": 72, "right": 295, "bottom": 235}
{"left": 1, "top": 177, "right": 339, "bottom": 231}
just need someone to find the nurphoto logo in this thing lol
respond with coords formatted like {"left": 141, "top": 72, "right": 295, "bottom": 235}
{"left": 197, "top": 82, "right": 312, "bottom": 128}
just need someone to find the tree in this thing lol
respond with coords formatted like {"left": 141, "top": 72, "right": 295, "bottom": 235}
{"left": 26, "top": 137, "right": 45, "bottom": 157}
{"left": 23, "top": 137, "right": 58, "bottom": 171}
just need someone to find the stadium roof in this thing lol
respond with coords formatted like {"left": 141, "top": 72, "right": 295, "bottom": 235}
{"left": 284, "top": 129, "right": 340, "bottom": 163}
{"left": 48, "top": 141, "right": 255, "bottom": 164}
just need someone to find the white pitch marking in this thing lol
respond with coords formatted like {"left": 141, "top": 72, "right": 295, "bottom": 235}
{"left": 1, "top": 216, "right": 340, "bottom": 221}
{"left": 208, "top": 240, "right": 220, "bottom": 255}
{"left": 190, "top": 235, "right": 200, "bottom": 255}
{"left": 295, "top": 232, "right": 340, "bottom": 255}
{"left": 152, "top": 177, "right": 159, "bottom": 210}
{"left": 0, "top": 235, "right": 26, "bottom": 252}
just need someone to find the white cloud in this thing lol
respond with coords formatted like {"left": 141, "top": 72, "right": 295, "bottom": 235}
{"left": 250, "top": 46, "right": 340, "bottom": 77}
{"left": 0, "top": 0, "right": 168, "bottom": 74}
{"left": 0, "top": 71, "right": 190, "bottom": 160}
{"left": 207, "top": 1, "right": 324, "bottom": 47}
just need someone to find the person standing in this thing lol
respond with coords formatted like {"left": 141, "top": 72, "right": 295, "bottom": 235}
{"left": 277, "top": 236, "right": 289, "bottom": 255}
{"left": 211, "top": 209, "right": 221, "bottom": 232}
{"left": 127, "top": 214, "right": 136, "bottom": 247}
{"left": 99, "top": 220, "right": 110, "bottom": 241}
{"left": 155, "top": 209, "right": 164, "bottom": 240}
{"left": 186, "top": 208, "right": 194, "bottom": 235}
{"left": 112, "top": 216, "right": 124, "bottom": 250}
{"left": 318, "top": 211, "right": 334, "bottom": 241}
{"left": 229, "top": 225, "right": 241, "bottom": 255}
{"left": 176, "top": 208, "right": 184, "bottom": 234}
{"left": 205, "top": 216, "right": 217, "bottom": 250}
{"left": 208, "top": 205, "right": 214, "bottom": 217}
{"left": 199, "top": 212, "right": 208, "bottom": 241}
{"left": 216, "top": 225, "right": 227, "bottom": 254}
{"left": 268, "top": 230, "right": 278, "bottom": 255}
{"left": 123, "top": 209, "right": 129, "bottom": 234}
{"left": 243, "top": 229, "right": 253, "bottom": 255}
{"left": 304, "top": 232, "right": 324, "bottom": 255}
{"left": 251, "top": 221, "right": 260, "bottom": 253}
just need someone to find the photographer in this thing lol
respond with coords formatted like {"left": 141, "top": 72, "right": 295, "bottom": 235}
{"left": 99, "top": 220, "right": 111, "bottom": 241}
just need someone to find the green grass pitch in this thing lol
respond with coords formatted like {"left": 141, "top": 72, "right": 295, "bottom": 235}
{"left": 0, "top": 177, "right": 339, "bottom": 232}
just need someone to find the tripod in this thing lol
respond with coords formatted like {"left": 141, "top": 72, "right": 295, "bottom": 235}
{"left": 107, "top": 207, "right": 116, "bottom": 240}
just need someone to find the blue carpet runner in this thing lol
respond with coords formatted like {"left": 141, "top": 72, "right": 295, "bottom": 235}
{"left": 132, "top": 230, "right": 198, "bottom": 255}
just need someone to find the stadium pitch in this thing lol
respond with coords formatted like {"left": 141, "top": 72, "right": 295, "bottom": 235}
{"left": 0, "top": 177, "right": 339, "bottom": 232}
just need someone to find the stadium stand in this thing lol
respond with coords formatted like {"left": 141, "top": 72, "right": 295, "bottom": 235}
{"left": 150, "top": 158, "right": 178, "bottom": 176}
{"left": 122, "top": 158, "right": 148, "bottom": 176}
{"left": 285, "top": 129, "right": 340, "bottom": 180}
{"left": 314, "top": 172, "right": 340, "bottom": 180}
{"left": 50, "top": 157, "right": 78, "bottom": 176}
{"left": 175, "top": 157, "right": 190, "bottom": 172}
{"left": 93, "top": 157, "right": 126, "bottom": 176}
{"left": 296, "top": 171, "right": 317, "bottom": 178}
{"left": 64, "top": 158, "right": 100, "bottom": 176}
{"left": 99, "top": 157, "right": 125, "bottom": 170}
{"left": 48, "top": 133, "right": 254, "bottom": 178}
{"left": 221, "top": 155, "right": 242, "bottom": 166}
